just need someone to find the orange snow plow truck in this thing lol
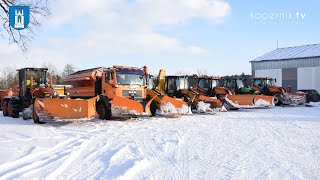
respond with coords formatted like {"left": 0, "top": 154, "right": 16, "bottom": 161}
{"left": 56, "top": 65, "right": 161, "bottom": 120}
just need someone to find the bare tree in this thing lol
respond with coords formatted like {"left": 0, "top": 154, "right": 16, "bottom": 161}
{"left": 175, "top": 71, "right": 189, "bottom": 76}
{"left": 196, "top": 69, "right": 208, "bottom": 76}
{"left": 41, "top": 62, "right": 58, "bottom": 84}
{"left": 62, "top": 64, "right": 76, "bottom": 78}
{"left": 0, "top": 0, "right": 50, "bottom": 52}
{"left": 0, "top": 65, "right": 18, "bottom": 89}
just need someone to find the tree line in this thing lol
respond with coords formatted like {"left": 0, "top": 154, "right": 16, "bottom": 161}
{"left": 0, "top": 63, "right": 76, "bottom": 90}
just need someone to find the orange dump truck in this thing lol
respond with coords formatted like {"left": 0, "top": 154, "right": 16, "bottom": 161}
{"left": 61, "top": 66, "right": 156, "bottom": 119}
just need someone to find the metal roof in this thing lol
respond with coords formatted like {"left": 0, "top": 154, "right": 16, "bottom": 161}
{"left": 252, "top": 43, "right": 320, "bottom": 62}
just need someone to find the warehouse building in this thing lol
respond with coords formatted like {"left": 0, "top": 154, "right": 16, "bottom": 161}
{"left": 250, "top": 43, "right": 320, "bottom": 92}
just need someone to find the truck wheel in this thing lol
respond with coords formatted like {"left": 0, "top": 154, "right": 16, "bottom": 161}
{"left": 2, "top": 100, "right": 8, "bottom": 116}
{"left": 97, "top": 103, "right": 111, "bottom": 120}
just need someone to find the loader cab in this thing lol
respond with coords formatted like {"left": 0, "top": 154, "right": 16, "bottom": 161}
{"left": 18, "top": 68, "right": 48, "bottom": 99}
{"left": 197, "top": 77, "right": 216, "bottom": 96}
{"left": 165, "top": 76, "right": 189, "bottom": 98}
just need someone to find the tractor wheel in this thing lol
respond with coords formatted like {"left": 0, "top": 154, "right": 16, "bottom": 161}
{"left": 97, "top": 103, "right": 111, "bottom": 120}
{"left": 9, "top": 100, "right": 19, "bottom": 118}
{"left": 274, "top": 95, "right": 282, "bottom": 106}
{"left": 150, "top": 100, "right": 157, "bottom": 116}
{"left": 2, "top": 100, "right": 8, "bottom": 117}
{"left": 7, "top": 100, "right": 13, "bottom": 117}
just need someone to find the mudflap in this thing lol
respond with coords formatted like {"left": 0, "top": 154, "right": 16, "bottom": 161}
{"left": 111, "top": 95, "right": 156, "bottom": 117}
{"left": 158, "top": 95, "right": 189, "bottom": 115}
{"left": 33, "top": 97, "right": 98, "bottom": 120}
{"left": 225, "top": 94, "right": 274, "bottom": 108}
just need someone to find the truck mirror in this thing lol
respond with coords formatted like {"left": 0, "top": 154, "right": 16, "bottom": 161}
{"left": 275, "top": 78, "right": 277, "bottom": 83}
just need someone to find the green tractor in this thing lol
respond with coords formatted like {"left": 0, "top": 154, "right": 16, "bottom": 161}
{"left": 221, "top": 77, "right": 258, "bottom": 95}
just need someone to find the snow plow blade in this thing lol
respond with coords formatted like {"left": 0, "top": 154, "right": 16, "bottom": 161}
{"left": 281, "top": 93, "right": 306, "bottom": 105}
{"left": 194, "top": 95, "right": 226, "bottom": 112}
{"left": 198, "top": 95, "right": 223, "bottom": 109}
{"left": 111, "top": 95, "right": 155, "bottom": 117}
{"left": 158, "top": 95, "right": 189, "bottom": 115}
{"left": 34, "top": 97, "right": 97, "bottom": 120}
{"left": 225, "top": 94, "right": 274, "bottom": 108}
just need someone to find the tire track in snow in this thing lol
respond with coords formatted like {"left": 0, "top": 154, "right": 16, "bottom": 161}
{"left": 0, "top": 138, "right": 82, "bottom": 179}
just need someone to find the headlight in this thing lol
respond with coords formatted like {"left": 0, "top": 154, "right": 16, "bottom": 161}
{"left": 54, "top": 92, "right": 58, "bottom": 96}
{"left": 66, "top": 92, "right": 70, "bottom": 96}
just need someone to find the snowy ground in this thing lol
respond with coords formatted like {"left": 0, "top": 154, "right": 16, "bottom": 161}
{"left": 0, "top": 104, "right": 320, "bottom": 179}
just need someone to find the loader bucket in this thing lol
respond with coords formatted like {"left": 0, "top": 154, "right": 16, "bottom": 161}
{"left": 225, "top": 94, "right": 274, "bottom": 108}
{"left": 111, "top": 95, "right": 155, "bottom": 117}
{"left": 34, "top": 97, "right": 97, "bottom": 120}
{"left": 159, "top": 95, "right": 189, "bottom": 114}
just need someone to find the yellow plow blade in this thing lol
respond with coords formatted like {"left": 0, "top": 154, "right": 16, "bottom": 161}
{"left": 34, "top": 97, "right": 97, "bottom": 120}
{"left": 225, "top": 94, "right": 274, "bottom": 108}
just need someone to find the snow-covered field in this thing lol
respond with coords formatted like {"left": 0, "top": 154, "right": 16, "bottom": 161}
{"left": 1, "top": 105, "right": 320, "bottom": 179}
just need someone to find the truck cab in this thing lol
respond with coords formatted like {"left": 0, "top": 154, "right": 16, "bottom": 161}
{"left": 102, "top": 66, "right": 147, "bottom": 102}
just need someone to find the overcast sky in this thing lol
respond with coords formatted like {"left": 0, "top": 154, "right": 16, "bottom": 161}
{"left": 0, "top": 0, "right": 319, "bottom": 75}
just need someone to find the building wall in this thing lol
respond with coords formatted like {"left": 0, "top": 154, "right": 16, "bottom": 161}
{"left": 255, "top": 69, "right": 282, "bottom": 86}
{"left": 297, "top": 67, "right": 320, "bottom": 93}
{"left": 251, "top": 57, "right": 320, "bottom": 71}
{"left": 251, "top": 57, "right": 320, "bottom": 92}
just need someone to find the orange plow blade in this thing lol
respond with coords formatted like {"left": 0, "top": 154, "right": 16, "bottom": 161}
{"left": 225, "top": 94, "right": 274, "bottom": 108}
{"left": 198, "top": 95, "right": 223, "bottom": 109}
{"left": 158, "top": 95, "right": 189, "bottom": 115}
{"left": 34, "top": 97, "right": 97, "bottom": 120}
{"left": 111, "top": 95, "right": 155, "bottom": 116}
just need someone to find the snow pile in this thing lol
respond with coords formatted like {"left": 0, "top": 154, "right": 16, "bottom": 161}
{"left": 1, "top": 106, "right": 320, "bottom": 179}
{"left": 159, "top": 102, "right": 189, "bottom": 115}
{"left": 111, "top": 106, "right": 146, "bottom": 116}
{"left": 254, "top": 99, "right": 272, "bottom": 107}
{"left": 197, "top": 101, "right": 212, "bottom": 112}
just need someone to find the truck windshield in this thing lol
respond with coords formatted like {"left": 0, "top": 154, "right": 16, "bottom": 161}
{"left": 116, "top": 74, "right": 145, "bottom": 86}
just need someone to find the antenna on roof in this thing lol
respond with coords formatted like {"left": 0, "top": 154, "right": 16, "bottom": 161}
{"left": 277, "top": 40, "right": 279, "bottom": 49}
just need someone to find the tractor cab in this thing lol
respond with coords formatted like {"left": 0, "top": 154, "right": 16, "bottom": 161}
{"left": 165, "top": 76, "right": 191, "bottom": 98}
{"left": 252, "top": 77, "right": 277, "bottom": 94}
{"left": 221, "top": 77, "right": 254, "bottom": 94}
